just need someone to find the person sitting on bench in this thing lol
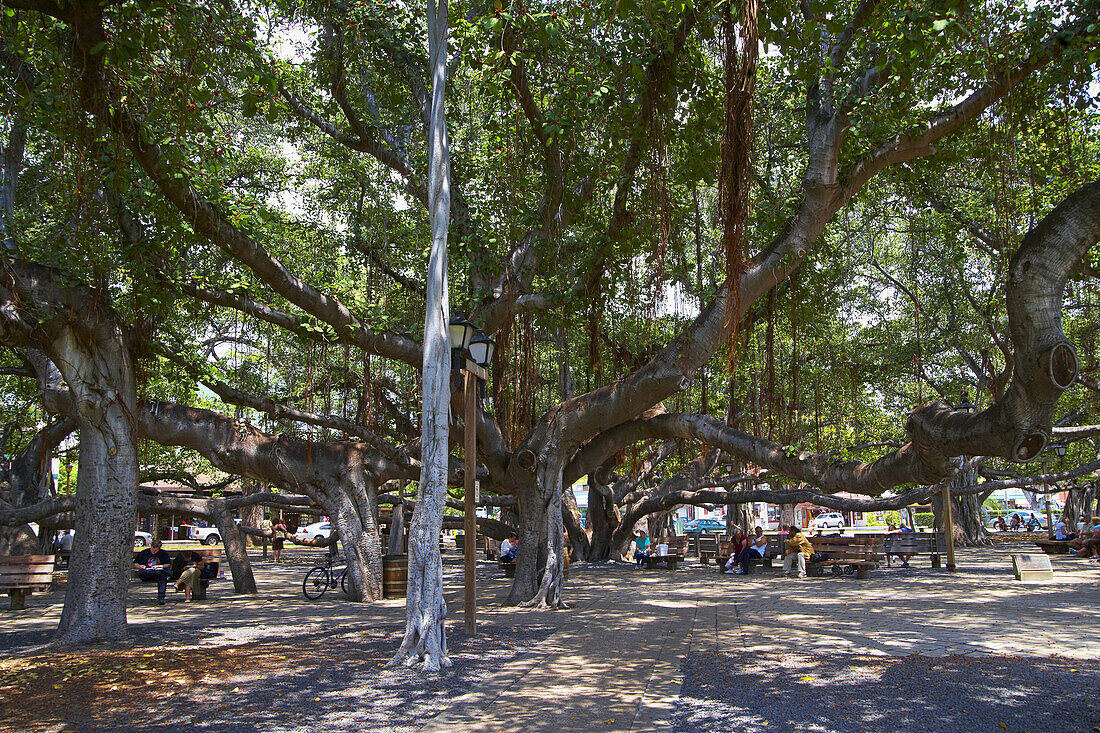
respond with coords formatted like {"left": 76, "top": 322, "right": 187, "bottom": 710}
{"left": 783, "top": 526, "right": 813, "bottom": 578}
{"left": 728, "top": 526, "right": 768, "bottom": 574}
{"left": 1053, "top": 516, "right": 1075, "bottom": 541}
{"left": 134, "top": 539, "right": 173, "bottom": 605}
{"left": 1069, "top": 517, "right": 1099, "bottom": 558}
{"left": 172, "top": 550, "right": 220, "bottom": 602}
{"left": 722, "top": 530, "right": 747, "bottom": 573}
{"left": 633, "top": 529, "right": 652, "bottom": 567}
{"left": 886, "top": 524, "right": 914, "bottom": 567}
{"left": 500, "top": 534, "right": 518, "bottom": 564}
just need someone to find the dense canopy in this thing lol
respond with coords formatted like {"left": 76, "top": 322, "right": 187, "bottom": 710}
{"left": 1, "top": 0, "right": 1098, "bottom": 661}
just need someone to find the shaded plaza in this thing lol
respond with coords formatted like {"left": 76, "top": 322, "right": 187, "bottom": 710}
{"left": 1, "top": 541, "right": 1098, "bottom": 732}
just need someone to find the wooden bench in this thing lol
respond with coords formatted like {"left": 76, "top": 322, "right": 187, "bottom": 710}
{"left": 1033, "top": 539, "right": 1071, "bottom": 555}
{"left": 1, "top": 555, "right": 56, "bottom": 610}
{"left": 641, "top": 552, "right": 684, "bottom": 570}
{"left": 697, "top": 535, "right": 720, "bottom": 564}
{"left": 133, "top": 548, "right": 223, "bottom": 600}
{"left": 718, "top": 536, "right": 785, "bottom": 573}
{"left": 806, "top": 536, "right": 883, "bottom": 579}
{"left": 884, "top": 532, "right": 946, "bottom": 567}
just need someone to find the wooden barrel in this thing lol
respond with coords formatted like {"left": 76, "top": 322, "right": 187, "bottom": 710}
{"left": 383, "top": 555, "right": 408, "bottom": 599}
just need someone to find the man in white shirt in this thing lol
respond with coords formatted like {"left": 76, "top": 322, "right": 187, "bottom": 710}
{"left": 500, "top": 535, "right": 518, "bottom": 563}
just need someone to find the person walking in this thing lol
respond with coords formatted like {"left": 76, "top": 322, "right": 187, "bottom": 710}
{"left": 272, "top": 517, "right": 288, "bottom": 563}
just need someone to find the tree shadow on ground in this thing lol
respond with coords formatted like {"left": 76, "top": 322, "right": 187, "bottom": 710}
{"left": 674, "top": 651, "right": 1100, "bottom": 733}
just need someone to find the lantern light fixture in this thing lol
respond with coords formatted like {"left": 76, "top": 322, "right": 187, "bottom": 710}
{"left": 448, "top": 312, "right": 476, "bottom": 351}
{"left": 468, "top": 331, "right": 496, "bottom": 369}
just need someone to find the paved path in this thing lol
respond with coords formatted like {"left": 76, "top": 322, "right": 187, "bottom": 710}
{"left": 2, "top": 541, "right": 1098, "bottom": 732}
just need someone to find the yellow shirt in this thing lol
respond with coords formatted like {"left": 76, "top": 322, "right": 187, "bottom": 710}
{"left": 786, "top": 532, "right": 814, "bottom": 557}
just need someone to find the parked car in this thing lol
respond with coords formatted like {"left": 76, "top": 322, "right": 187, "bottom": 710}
{"left": 683, "top": 518, "right": 726, "bottom": 534}
{"left": 133, "top": 531, "right": 153, "bottom": 547}
{"left": 811, "top": 512, "right": 846, "bottom": 530}
{"left": 988, "top": 511, "right": 1046, "bottom": 531}
{"left": 188, "top": 526, "right": 222, "bottom": 545}
{"left": 295, "top": 521, "right": 334, "bottom": 542}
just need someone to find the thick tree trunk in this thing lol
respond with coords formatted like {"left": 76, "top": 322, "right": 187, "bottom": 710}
{"left": 327, "top": 475, "right": 383, "bottom": 601}
{"left": 520, "top": 437, "right": 567, "bottom": 610}
{"left": 387, "top": 494, "right": 406, "bottom": 556}
{"left": 726, "top": 502, "right": 753, "bottom": 534}
{"left": 933, "top": 466, "right": 991, "bottom": 547}
{"left": 585, "top": 477, "right": 620, "bottom": 561}
{"left": 54, "top": 340, "right": 138, "bottom": 644}
{"left": 239, "top": 480, "right": 264, "bottom": 546}
{"left": 508, "top": 480, "right": 545, "bottom": 604}
{"left": 390, "top": 0, "right": 452, "bottom": 671}
{"left": 210, "top": 499, "right": 257, "bottom": 594}
{"left": 0, "top": 261, "right": 138, "bottom": 644}
{"left": 0, "top": 418, "right": 74, "bottom": 555}
{"left": 779, "top": 503, "right": 796, "bottom": 528}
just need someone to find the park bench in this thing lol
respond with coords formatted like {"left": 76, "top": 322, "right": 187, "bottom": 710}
{"left": 0, "top": 555, "right": 55, "bottom": 610}
{"left": 1033, "top": 539, "right": 1071, "bottom": 555}
{"left": 806, "top": 535, "right": 883, "bottom": 579}
{"left": 132, "top": 548, "right": 223, "bottom": 601}
{"left": 697, "top": 535, "right": 720, "bottom": 564}
{"left": 640, "top": 536, "right": 687, "bottom": 570}
{"left": 717, "top": 535, "right": 785, "bottom": 573}
{"left": 884, "top": 531, "right": 946, "bottom": 567}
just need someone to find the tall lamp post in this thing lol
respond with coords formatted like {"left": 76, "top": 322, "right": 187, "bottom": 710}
{"left": 448, "top": 313, "right": 493, "bottom": 635}
{"left": 944, "top": 393, "right": 976, "bottom": 572}
{"left": 1047, "top": 441, "right": 1068, "bottom": 538}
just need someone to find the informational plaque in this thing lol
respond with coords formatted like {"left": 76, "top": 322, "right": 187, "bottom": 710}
{"left": 1011, "top": 553, "right": 1054, "bottom": 582}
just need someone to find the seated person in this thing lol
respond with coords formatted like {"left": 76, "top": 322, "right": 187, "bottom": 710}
{"left": 886, "top": 523, "right": 913, "bottom": 567}
{"left": 1026, "top": 513, "right": 1042, "bottom": 531}
{"left": 1010, "top": 514, "right": 1023, "bottom": 531}
{"left": 500, "top": 534, "right": 518, "bottom": 563}
{"left": 1053, "top": 516, "right": 1076, "bottom": 541}
{"left": 133, "top": 539, "right": 173, "bottom": 605}
{"left": 171, "top": 550, "right": 220, "bottom": 602}
{"left": 729, "top": 527, "right": 768, "bottom": 574}
{"left": 782, "top": 525, "right": 813, "bottom": 578}
{"left": 996, "top": 516, "right": 1008, "bottom": 532}
{"left": 633, "top": 529, "right": 652, "bottom": 567}
{"left": 1069, "top": 517, "right": 1100, "bottom": 557}
{"left": 722, "top": 530, "right": 747, "bottom": 573}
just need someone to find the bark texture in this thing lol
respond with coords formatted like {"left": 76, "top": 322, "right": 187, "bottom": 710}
{"left": 0, "top": 260, "right": 137, "bottom": 644}
{"left": 390, "top": 0, "right": 453, "bottom": 671}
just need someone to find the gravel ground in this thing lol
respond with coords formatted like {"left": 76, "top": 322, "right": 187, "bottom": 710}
{"left": 673, "top": 651, "right": 1100, "bottom": 733}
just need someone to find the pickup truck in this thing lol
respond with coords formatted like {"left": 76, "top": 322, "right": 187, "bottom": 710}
{"left": 188, "top": 526, "right": 222, "bottom": 545}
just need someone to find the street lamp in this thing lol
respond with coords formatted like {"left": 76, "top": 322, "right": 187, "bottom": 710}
{"left": 468, "top": 331, "right": 496, "bottom": 369}
{"left": 1045, "top": 441, "right": 1068, "bottom": 538}
{"left": 942, "top": 392, "right": 976, "bottom": 572}
{"left": 449, "top": 313, "right": 476, "bottom": 365}
{"left": 449, "top": 313, "right": 492, "bottom": 636}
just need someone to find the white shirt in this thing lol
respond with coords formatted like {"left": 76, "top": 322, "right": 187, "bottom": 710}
{"left": 749, "top": 535, "right": 767, "bottom": 556}
{"left": 501, "top": 539, "right": 514, "bottom": 555}
{"left": 1054, "top": 520, "right": 1068, "bottom": 540}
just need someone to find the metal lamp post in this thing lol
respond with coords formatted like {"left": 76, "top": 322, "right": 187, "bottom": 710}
{"left": 1046, "top": 441, "right": 1068, "bottom": 538}
{"left": 943, "top": 393, "right": 976, "bottom": 572}
{"left": 449, "top": 314, "right": 493, "bottom": 635}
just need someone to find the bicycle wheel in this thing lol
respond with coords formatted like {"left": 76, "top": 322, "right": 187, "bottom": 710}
{"left": 340, "top": 568, "right": 349, "bottom": 595}
{"left": 303, "top": 566, "right": 330, "bottom": 599}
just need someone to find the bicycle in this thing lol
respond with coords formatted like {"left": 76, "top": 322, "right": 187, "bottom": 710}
{"left": 302, "top": 553, "right": 349, "bottom": 599}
